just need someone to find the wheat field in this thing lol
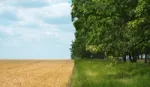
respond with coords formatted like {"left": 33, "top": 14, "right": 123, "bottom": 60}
{"left": 0, "top": 60, "right": 74, "bottom": 87}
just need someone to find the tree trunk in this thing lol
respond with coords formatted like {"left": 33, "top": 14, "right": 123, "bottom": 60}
{"left": 137, "top": 53, "right": 140, "bottom": 60}
{"left": 123, "top": 54, "right": 126, "bottom": 62}
{"left": 140, "top": 54, "right": 142, "bottom": 60}
{"left": 132, "top": 56, "right": 137, "bottom": 62}
{"left": 129, "top": 53, "right": 133, "bottom": 62}
{"left": 145, "top": 54, "right": 147, "bottom": 63}
{"left": 132, "top": 52, "right": 137, "bottom": 62}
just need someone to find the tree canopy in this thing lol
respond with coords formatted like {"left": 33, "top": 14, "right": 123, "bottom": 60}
{"left": 71, "top": 0, "right": 150, "bottom": 62}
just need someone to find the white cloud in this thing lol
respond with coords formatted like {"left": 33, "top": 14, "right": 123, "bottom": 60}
{"left": 0, "top": 26, "right": 14, "bottom": 35}
{"left": 0, "top": 0, "right": 74, "bottom": 47}
{"left": 0, "top": 0, "right": 71, "bottom": 24}
{"left": 0, "top": 0, "right": 74, "bottom": 58}
{"left": 0, "top": 24, "right": 74, "bottom": 45}
{"left": 16, "top": 3, "right": 71, "bottom": 22}
{"left": 43, "top": 3, "right": 71, "bottom": 17}
{"left": 0, "top": 0, "right": 69, "bottom": 6}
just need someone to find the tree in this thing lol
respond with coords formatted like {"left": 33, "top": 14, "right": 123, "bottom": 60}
{"left": 71, "top": 0, "right": 150, "bottom": 62}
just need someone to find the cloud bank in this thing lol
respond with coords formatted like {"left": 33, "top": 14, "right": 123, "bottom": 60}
{"left": 0, "top": 0, "right": 74, "bottom": 59}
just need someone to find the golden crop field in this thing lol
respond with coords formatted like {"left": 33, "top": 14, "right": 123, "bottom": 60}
{"left": 0, "top": 60, "right": 74, "bottom": 87}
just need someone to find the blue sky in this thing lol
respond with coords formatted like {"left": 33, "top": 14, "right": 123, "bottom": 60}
{"left": 0, "top": 0, "right": 75, "bottom": 59}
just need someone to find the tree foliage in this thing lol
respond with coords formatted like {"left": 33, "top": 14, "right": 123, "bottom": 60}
{"left": 71, "top": 0, "right": 150, "bottom": 62}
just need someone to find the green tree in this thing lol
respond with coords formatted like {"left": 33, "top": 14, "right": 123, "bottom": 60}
{"left": 71, "top": 0, "right": 150, "bottom": 62}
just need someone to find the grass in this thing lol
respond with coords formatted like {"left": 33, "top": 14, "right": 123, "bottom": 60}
{"left": 71, "top": 59, "right": 150, "bottom": 87}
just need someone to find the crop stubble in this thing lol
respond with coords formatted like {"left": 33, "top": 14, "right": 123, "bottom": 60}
{"left": 0, "top": 60, "right": 74, "bottom": 87}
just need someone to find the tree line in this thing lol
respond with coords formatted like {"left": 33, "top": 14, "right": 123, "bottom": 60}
{"left": 70, "top": 0, "right": 150, "bottom": 63}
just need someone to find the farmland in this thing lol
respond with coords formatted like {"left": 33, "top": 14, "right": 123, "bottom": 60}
{"left": 0, "top": 60, "right": 74, "bottom": 87}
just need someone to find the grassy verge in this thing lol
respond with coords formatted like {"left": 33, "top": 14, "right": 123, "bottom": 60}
{"left": 71, "top": 59, "right": 150, "bottom": 87}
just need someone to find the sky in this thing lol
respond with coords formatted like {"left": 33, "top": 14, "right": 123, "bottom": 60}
{"left": 0, "top": 0, "right": 75, "bottom": 59}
